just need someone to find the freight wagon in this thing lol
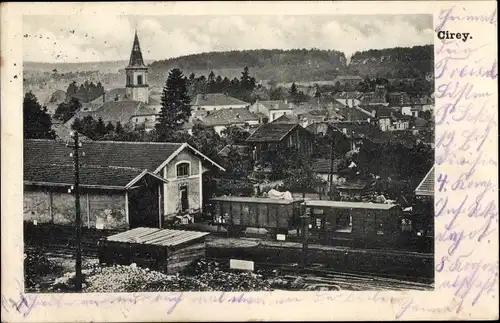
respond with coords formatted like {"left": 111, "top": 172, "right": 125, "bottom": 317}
{"left": 301, "top": 200, "right": 425, "bottom": 249}
{"left": 208, "top": 196, "right": 303, "bottom": 236}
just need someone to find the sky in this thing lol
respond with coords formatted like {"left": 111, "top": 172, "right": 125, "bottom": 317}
{"left": 23, "top": 14, "right": 433, "bottom": 63}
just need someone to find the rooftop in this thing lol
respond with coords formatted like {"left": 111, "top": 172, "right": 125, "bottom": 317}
{"left": 202, "top": 108, "right": 261, "bottom": 126}
{"left": 303, "top": 200, "right": 398, "bottom": 210}
{"left": 107, "top": 227, "right": 209, "bottom": 247}
{"left": 415, "top": 166, "right": 434, "bottom": 196}
{"left": 24, "top": 139, "right": 183, "bottom": 172}
{"left": 24, "top": 163, "right": 166, "bottom": 190}
{"left": 246, "top": 123, "right": 310, "bottom": 143}
{"left": 192, "top": 93, "right": 249, "bottom": 107}
{"left": 256, "top": 100, "right": 292, "bottom": 111}
{"left": 69, "top": 100, "right": 147, "bottom": 125}
{"left": 210, "top": 196, "right": 300, "bottom": 205}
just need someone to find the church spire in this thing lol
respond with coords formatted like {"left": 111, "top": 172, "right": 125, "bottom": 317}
{"left": 127, "top": 30, "right": 145, "bottom": 68}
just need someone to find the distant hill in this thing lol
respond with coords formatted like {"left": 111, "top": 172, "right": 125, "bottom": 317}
{"left": 24, "top": 60, "right": 154, "bottom": 74}
{"left": 24, "top": 45, "right": 433, "bottom": 86}
{"left": 348, "top": 45, "right": 433, "bottom": 79}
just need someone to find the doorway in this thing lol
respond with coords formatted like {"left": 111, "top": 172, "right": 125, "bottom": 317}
{"left": 180, "top": 186, "right": 189, "bottom": 212}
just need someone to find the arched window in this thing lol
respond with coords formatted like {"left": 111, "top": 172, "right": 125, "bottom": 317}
{"left": 137, "top": 75, "right": 143, "bottom": 85}
{"left": 176, "top": 162, "right": 190, "bottom": 177}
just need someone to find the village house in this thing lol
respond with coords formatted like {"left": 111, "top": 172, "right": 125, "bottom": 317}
{"left": 196, "top": 108, "right": 263, "bottom": 135}
{"left": 377, "top": 107, "right": 412, "bottom": 132}
{"left": 387, "top": 92, "right": 411, "bottom": 106}
{"left": 333, "top": 91, "right": 363, "bottom": 107}
{"left": 361, "top": 85, "right": 388, "bottom": 106}
{"left": 245, "top": 123, "right": 314, "bottom": 162}
{"left": 249, "top": 100, "right": 294, "bottom": 122}
{"left": 68, "top": 31, "right": 160, "bottom": 132}
{"left": 23, "top": 139, "right": 225, "bottom": 231}
{"left": 332, "top": 75, "right": 363, "bottom": 87}
{"left": 190, "top": 93, "right": 249, "bottom": 117}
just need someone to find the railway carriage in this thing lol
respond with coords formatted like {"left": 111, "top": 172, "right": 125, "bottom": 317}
{"left": 208, "top": 196, "right": 303, "bottom": 236}
{"left": 301, "top": 200, "right": 419, "bottom": 248}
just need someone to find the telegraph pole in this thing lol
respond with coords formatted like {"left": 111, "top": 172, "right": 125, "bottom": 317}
{"left": 300, "top": 208, "right": 310, "bottom": 268}
{"left": 328, "top": 135, "right": 335, "bottom": 200}
{"left": 69, "top": 131, "right": 83, "bottom": 291}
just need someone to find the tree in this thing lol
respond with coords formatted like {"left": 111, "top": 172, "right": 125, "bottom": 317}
{"left": 66, "top": 81, "right": 78, "bottom": 100}
{"left": 289, "top": 82, "right": 298, "bottom": 98}
{"left": 95, "top": 117, "right": 107, "bottom": 138}
{"left": 53, "top": 97, "right": 82, "bottom": 123}
{"left": 115, "top": 121, "right": 124, "bottom": 134}
{"left": 282, "top": 165, "right": 325, "bottom": 197}
{"left": 221, "top": 125, "right": 250, "bottom": 144}
{"left": 189, "top": 124, "right": 224, "bottom": 161}
{"left": 105, "top": 121, "right": 115, "bottom": 133}
{"left": 155, "top": 68, "right": 192, "bottom": 141}
{"left": 24, "top": 91, "right": 56, "bottom": 139}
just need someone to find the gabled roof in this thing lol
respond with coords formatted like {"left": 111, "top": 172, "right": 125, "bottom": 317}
{"left": 271, "top": 114, "right": 299, "bottom": 124}
{"left": 201, "top": 108, "right": 261, "bottom": 126}
{"left": 24, "top": 140, "right": 225, "bottom": 175}
{"left": 90, "top": 88, "right": 129, "bottom": 105}
{"left": 69, "top": 100, "right": 146, "bottom": 126}
{"left": 192, "top": 93, "right": 249, "bottom": 107}
{"left": 415, "top": 166, "right": 434, "bottom": 196}
{"left": 246, "top": 123, "right": 311, "bottom": 143}
{"left": 257, "top": 100, "right": 292, "bottom": 111}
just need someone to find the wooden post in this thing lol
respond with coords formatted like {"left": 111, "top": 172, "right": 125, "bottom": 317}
{"left": 86, "top": 194, "right": 90, "bottom": 229}
{"left": 301, "top": 208, "right": 310, "bottom": 268}
{"left": 329, "top": 136, "right": 335, "bottom": 200}
{"left": 70, "top": 131, "right": 83, "bottom": 291}
{"left": 49, "top": 191, "right": 54, "bottom": 223}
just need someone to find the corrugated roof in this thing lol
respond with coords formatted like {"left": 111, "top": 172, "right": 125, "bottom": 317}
{"left": 210, "top": 196, "right": 300, "bottom": 205}
{"left": 246, "top": 123, "right": 310, "bottom": 143}
{"left": 415, "top": 166, "right": 434, "bottom": 196}
{"left": 107, "top": 227, "right": 209, "bottom": 247}
{"left": 202, "top": 108, "right": 260, "bottom": 126}
{"left": 192, "top": 93, "right": 249, "bottom": 107}
{"left": 303, "top": 200, "right": 397, "bottom": 210}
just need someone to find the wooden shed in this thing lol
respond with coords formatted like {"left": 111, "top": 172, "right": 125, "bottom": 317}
{"left": 209, "top": 196, "right": 303, "bottom": 234}
{"left": 98, "top": 227, "right": 210, "bottom": 274}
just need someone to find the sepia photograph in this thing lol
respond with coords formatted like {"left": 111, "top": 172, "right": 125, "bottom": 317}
{"left": 21, "top": 13, "right": 436, "bottom": 294}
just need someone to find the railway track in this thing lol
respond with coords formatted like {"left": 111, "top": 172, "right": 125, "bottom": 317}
{"left": 207, "top": 257, "right": 434, "bottom": 291}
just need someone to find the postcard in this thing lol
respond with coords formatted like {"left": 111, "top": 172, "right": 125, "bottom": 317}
{"left": 1, "top": 1, "right": 498, "bottom": 321}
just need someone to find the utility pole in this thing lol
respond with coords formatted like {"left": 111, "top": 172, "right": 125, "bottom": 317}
{"left": 300, "top": 208, "right": 310, "bottom": 268}
{"left": 328, "top": 134, "right": 335, "bottom": 200}
{"left": 69, "top": 131, "right": 83, "bottom": 291}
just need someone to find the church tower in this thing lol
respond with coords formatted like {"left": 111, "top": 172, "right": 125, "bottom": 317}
{"left": 125, "top": 30, "right": 149, "bottom": 104}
